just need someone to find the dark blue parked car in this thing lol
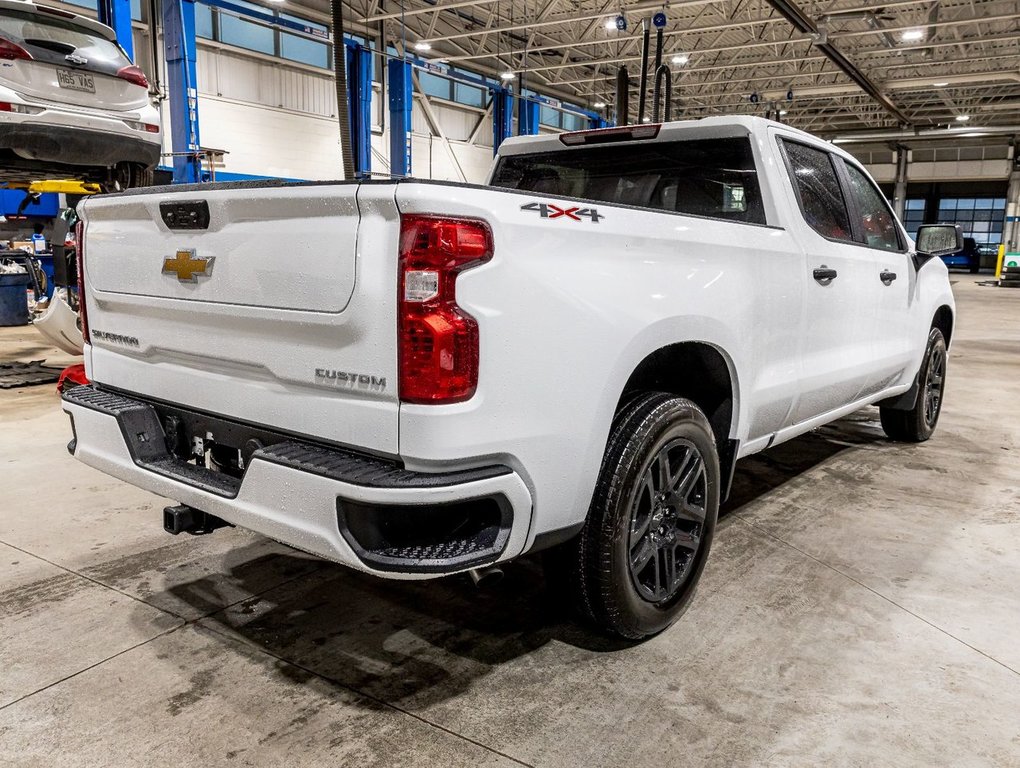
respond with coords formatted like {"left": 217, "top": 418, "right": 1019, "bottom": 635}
{"left": 940, "top": 237, "right": 980, "bottom": 273}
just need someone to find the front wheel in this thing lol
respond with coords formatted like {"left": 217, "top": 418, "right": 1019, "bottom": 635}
{"left": 880, "top": 327, "right": 947, "bottom": 442}
{"left": 552, "top": 393, "right": 720, "bottom": 640}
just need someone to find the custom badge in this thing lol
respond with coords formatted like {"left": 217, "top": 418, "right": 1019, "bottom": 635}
{"left": 162, "top": 249, "right": 213, "bottom": 282}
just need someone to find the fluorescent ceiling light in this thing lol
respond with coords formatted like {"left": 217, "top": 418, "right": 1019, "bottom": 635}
{"left": 671, "top": 54, "right": 689, "bottom": 65}
{"left": 779, "top": 109, "right": 788, "bottom": 116}
{"left": 500, "top": 70, "right": 515, "bottom": 80}
{"left": 642, "top": 116, "right": 651, "bottom": 123}
{"left": 604, "top": 19, "right": 617, "bottom": 29}
{"left": 932, "top": 82, "right": 949, "bottom": 87}
{"left": 900, "top": 29, "right": 925, "bottom": 41}
{"left": 956, "top": 114, "right": 970, "bottom": 121}
{"left": 414, "top": 41, "right": 431, "bottom": 52}
{"left": 593, "top": 101, "right": 606, "bottom": 108}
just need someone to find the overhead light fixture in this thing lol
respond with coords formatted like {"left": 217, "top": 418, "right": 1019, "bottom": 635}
{"left": 900, "top": 29, "right": 925, "bottom": 42}
{"left": 642, "top": 116, "right": 651, "bottom": 123}
{"left": 500, "top": 70, "right": 515, "bottom": 80}
{"left": 414, "top": 41, "right": 431, "bottom": 52}
{"left": 671, "top": 54, "right": 689, "bottom": 65}
{"left": 593, "top": 101, "right": 606, "bottom": 108}
{"left": 779, "top": 109, "right": 788, "bottom": 116}
{"left": 604, "top": 19, "right": 617, "bottom": 30}
{"left": 956, "top": 114, "right": 970, "bottom": 122}
{"left": 932, "top": 81, "right": 949, "bottom": 87}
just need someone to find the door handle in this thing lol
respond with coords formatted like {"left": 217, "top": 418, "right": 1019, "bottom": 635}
{"left": 813, "top": 267, "right": 838, "bottom": 283}
{"left": 880, "top": 271, "right": 897, "bottom": 285}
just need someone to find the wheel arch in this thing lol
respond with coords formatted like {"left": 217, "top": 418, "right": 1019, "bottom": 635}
{"left": 616, "top": 341, "right": 740, "bottom": 500}
{"left": 932, "top": 304, "right": 954, "bottom": 348}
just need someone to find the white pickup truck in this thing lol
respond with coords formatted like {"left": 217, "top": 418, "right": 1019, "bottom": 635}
{"left": 63, "top": 116, "right": 959, "bottom": 639}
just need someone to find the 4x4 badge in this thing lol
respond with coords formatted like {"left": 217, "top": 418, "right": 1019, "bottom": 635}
{"left": 520, "top": 201, "right": 603, "bottom": 222}
{"left": 162, "top": 249, "right": 213, "bottom": 281}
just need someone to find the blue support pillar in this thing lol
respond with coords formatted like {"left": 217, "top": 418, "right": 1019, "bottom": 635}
{"left": 345, "top": 43, "right": 372, "bottom": 178}
{"left": 387, "top": 59, "right": 412, "bottom": 177}
{"left": 518, "top": 98, "right": 538, "bottom": 136}
{"left": 492, "top": 87, "right": 513, "bottom": 155}
{"left": 163, "top": 0, "right": 202, "bottom": 183}
{"left": 589, "top": 116, "right": 609, "bottom": 129}
{"left": 97, "top": 0, "right": 134, "bottom": 60}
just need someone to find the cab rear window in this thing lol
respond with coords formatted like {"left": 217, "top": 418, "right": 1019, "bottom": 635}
{"left": 490, "top": 136, "right": 766, "bottom": 225}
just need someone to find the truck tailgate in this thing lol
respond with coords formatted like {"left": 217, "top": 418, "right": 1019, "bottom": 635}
{"left": 79, "top": 182, "right": 401, "bottom": 456}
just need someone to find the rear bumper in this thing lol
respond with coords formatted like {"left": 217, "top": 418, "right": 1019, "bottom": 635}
{"left": 62, "top": 385, "right": 533, "bottom": 578}
{"left": 0, "top": 118, "right": 160, "bottom": 168}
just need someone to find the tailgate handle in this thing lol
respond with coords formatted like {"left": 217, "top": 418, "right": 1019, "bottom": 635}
{"left": 160, "top": 200, "right": 210, "bottom": 231}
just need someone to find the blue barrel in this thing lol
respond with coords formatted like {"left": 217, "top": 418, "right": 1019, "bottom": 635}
{"left": 0, "top": 272, "right": 31, "bottom": 326}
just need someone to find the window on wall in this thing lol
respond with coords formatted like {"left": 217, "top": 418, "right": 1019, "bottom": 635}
{"left": 218, "top": 0, "right": 275, "bottom": 55}
{"left": 413, "top": 68, "right": 486, "bottom": 109}
{"left": 537, "top": 104, "right": 590, "bottom": 131}
{"left": 937, "top": 197, "right": 1007, "bottom": 247}
{"left": 279, "top": 12, "right": 328, "bottom": 68}
{"left": 902, "top": 199, "right": 926, "bottom": 240}
{"left": 195, "top": 1, "right": 333, "bottom": 69}
{"left": 63, "top": 0, "right": 144, "bottom": 21}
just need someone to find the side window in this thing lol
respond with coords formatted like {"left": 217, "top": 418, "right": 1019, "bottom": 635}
{"left": 781, "top": 140, "right": 853, "bottom": 241}
{"left": 843, "top": 163, "right": 903, "bottom": 251}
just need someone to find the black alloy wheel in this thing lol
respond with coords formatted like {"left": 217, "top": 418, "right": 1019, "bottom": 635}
{"left": 923, "top": 342, "right": 946, "bottom": 430}
{"left": 628, "top": 438, "right": 707, "bottom": 603}
{"left": 546, "top": 392, "right": 720, "bottom": 640}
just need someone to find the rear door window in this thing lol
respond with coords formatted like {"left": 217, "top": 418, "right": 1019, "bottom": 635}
{"left": 490, "top": 136, "right": 766, "bottom": 225}
{"left": 0, "top": 9, "right": 130, "bottom": 75}
{"left": 842, "top": 161, "right": 904, "bottom": 251}
{"left": 780, "top": 139, "right": 853, "bottom": 241}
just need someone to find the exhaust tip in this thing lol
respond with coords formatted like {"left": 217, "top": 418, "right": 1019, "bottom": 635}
{"left": 468, "top": 565, "right": 504, "bottom": 588}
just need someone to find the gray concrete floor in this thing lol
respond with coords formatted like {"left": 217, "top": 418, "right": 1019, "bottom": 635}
{"left": 2, "top": 278, "right": 1019, "bottom": 767}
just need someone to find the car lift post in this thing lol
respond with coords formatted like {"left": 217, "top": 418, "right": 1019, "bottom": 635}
{"left": 163, "top": 0, "right": 202, "bottom": 184}
{"left": 345, "top": 41, "right": 373, "bottom": 178}
{"left": 97, "top": 0, "right": 134, "bottom": 61}
{"left": 492, "top": 87, "right": 513, "bottom": 154}
{"left": 518, "top": 95, "right": 538, "bottom": 137}
{"left": 387, "top": 58, "right": 412, "bottom": 177}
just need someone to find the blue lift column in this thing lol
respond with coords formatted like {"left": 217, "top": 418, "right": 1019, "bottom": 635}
{"left": 345, "top": 42, "right": 372, "bottom": 178}
{"left": 518, "top": 97, "right": 538, "bottom": 136}
{"left": 97, "top": 0, "right": 133, "bottom": 60}
{"left": 492, "top": 87, "right": 513, "bottom": 154}
{"left": 387, "top": 59, "right": 412, "bottom": 177}
{"left": 163, "top": 0, "right": 202, "bottom": 183}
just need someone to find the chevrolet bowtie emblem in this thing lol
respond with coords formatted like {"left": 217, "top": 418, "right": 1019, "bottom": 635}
{"left": 162, "top": 249, "right": 213, "bottom": 282}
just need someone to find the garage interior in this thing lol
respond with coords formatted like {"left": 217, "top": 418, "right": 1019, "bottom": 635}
{"left": 2, "top": 0, "right": 1020, "bottom": 765}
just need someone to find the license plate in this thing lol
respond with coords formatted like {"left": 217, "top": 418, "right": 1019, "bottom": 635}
{"left": 56, "top": 68, "right": 94, "bottom": 93}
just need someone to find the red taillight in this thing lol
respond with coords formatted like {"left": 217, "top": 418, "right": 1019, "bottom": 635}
{"left": 398, "top": 215, "right": 493, "bottom": 404}
{"left": 143, "top": 123, "right": 159, "bottom": 133}
{"left": 75, "top": 219, "right": 90, "bottom": 345}
{"left": 0, "top": 37, "right": 32, "bottom": 61}
{"left": 116, "top": 65, "right": 149, "bottom": 89}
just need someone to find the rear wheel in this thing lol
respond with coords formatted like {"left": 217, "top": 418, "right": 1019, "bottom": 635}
{"left": 107, "top": 162, "right": 154, "bottom": 192}
{"left": 880, "top": 327, "right": 947, "bottom": 442}
{"left": 549, "top": 392, "right": 720, "bottom": 639}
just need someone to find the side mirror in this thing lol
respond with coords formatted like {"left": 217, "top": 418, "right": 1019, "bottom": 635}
{"left": 915, "top": 224, "right": 964, "bottom": 266}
